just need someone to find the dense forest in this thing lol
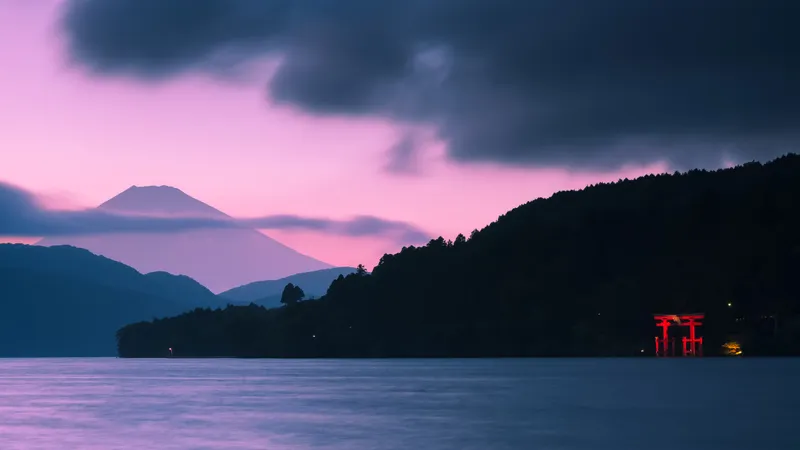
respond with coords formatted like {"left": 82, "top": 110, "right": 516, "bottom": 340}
{"left": 117, "top": 155, "right": 800, "bottom": 358}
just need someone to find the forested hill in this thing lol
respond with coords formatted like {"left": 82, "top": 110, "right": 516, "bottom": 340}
{"left": 117, "top": 155, "right": 800, "bottom": 358}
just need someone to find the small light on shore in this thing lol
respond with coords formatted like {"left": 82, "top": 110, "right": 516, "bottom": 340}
{"left": 727, "top": 302, "right": 732, "bottom": 307}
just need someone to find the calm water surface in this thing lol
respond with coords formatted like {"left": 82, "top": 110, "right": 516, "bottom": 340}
{"left": 0, "top": 358, "right": 798, "bottom": 449}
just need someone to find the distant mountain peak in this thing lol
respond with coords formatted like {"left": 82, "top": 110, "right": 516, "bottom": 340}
{"left": 99, "top": 185, "right": 227, "bottom": 218}
{"left": 37, "top": 185, "right": 333, "bottom": 292}
{"left": 125, "top": 185, "right": 185, "bottom": 193}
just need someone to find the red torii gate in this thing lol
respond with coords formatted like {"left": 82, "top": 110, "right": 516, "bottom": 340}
{"left": 653, "top": 313, "right": 704, "bottom": 357}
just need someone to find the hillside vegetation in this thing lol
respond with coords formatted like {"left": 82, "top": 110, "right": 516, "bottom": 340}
{"left": 117, "top": 155, "right": 800, "bottom": 357}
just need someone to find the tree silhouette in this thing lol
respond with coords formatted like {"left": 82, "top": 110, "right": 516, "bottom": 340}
{"left": 115, "top": 154, "right": 800, "bottom": 358}
{"left": 356, "top": 264, "right": 367, "bottom": 276}
{"left": 280, "top": 283, "right": 305, "bottom": 306}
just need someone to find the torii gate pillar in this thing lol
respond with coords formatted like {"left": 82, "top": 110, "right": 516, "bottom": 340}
{"left": 653, "top": 314, "right": 704, "bottom": 357}
{"left": 679, "top": 314, "right": 704, "bottom": 356}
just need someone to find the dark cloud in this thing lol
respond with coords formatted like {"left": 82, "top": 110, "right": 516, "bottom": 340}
{"left": 0, "top": 182, "right": 428, "bottom": 245}
{"left": 60, "top": 0, "right": 800, "bottom": 169}
{"left": 384, "top": 131, "right": 423, "bottom": 175}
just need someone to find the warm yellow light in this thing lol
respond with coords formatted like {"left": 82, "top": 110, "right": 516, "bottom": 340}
{"left": 722, "top": 341, "right": 742, "bottom": 356}
{"left": 727, "top": 302, "right": 732, "bottom": 307}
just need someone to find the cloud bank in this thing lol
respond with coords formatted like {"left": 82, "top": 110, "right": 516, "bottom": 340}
{"left": 60, "top": 0, "right": 800, "bottom": 169}
{"left": 0, "top": 182, "right": 429, "bottom": 245}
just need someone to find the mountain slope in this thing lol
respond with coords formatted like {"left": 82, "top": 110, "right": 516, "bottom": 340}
{"left": 117, "top": 155, "right": 800, "bottom": 357}
{"left": 0, "top": 268, "right": 182, "bottom": 356}
{"left": 143, "top": 271, "right": 219, "bottom": 306}
{"left": 37, "top": 185, "right": 332, "bottom": 292}
{"left": 0, "top": 244, "right": 227, "bottom": 356}
{"left": 219, "top": 267, "right": 357, "bottom": 305}
{"left": 0, "top": 244, "right": 222, "bottom": 309}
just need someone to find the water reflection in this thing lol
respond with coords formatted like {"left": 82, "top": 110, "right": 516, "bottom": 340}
{"left": 0, "top": 358, "right": 798, "bottom": 449}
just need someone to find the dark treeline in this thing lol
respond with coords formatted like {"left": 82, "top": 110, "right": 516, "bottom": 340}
{"left": 117, "top": 155, "right": 800, "bottom": 358}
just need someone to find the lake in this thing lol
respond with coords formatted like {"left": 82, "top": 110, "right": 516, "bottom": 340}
{"left": 0, "top": 358, "right": 797, "bottom": 449}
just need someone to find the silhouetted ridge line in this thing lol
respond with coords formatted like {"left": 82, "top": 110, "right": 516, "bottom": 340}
{"left": 0, "top": 243, "right": 227, "bottom": 356}
{"left": 218, "top": 267, "right": 357, "bottom": 307}
{"left": 117, "top": 154, "right": 800, "bottom": 358}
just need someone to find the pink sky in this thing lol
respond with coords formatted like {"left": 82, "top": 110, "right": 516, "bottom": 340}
{"left": 0, "top": 2, "right": 667, "bottom": 268}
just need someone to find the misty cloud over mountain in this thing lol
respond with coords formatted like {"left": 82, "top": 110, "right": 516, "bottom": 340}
{"left": 61, "top": 0, "right": 800, "bottom": 170}
{"left": 0, "top": 182, "right": 428, "bottom": 245}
